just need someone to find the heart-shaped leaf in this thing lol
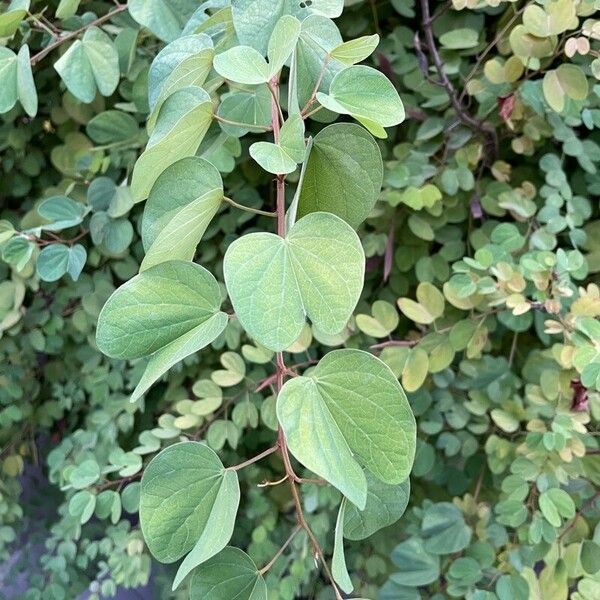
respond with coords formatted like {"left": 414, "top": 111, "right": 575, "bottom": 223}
{"left": 250, "top": 115, "right": 305, "bottom": 174}
{"left": 139, "top": 442, "right": 240, "bottom": 589}
{"left": 297, "top": 123, "right": 383, "bottom": 228}
{"left": 96, "top": 261, "right": 228, "bottom": 400}
{"left": 140, "top": 157, "right": 224, "bottom": 271}
{"left": 317, "top": 65, "right": 405, "bottom": 138}
{"left": 189, "top": 546, "right": 267, "bottom": 599}
{"left": 224, "top": 212, "right": 364, "bottom": 351}
{"left": 131, "top": 86, "right": 213, "bottom": 201}
{"left": 277, "top": 349, "right": 416, "bottom": 508}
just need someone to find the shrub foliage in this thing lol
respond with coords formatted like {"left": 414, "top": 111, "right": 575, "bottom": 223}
{"left": 0, "top": 0, "right": 599, "bottom": 599}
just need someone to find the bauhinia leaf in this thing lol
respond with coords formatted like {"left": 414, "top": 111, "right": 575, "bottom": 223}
{"left": 343, "top": 474, "right": 410, "bottom": 540}
{"left": 54, "top": 27, "right": 119, "bottom": 104}
{"left": 131, "top": 86, "right": 213, "bottom": 201}
{"left": 332, "top": 499, "right": 354, "bottom": 593}
{"left": 223, "top": 212, "right": 364, "bottom": 351}
{"left": 140, "top": 157, "right": 223, "bottom": 271}
{"left": 330, "top": 34, "right": 380, "bottom": 65}
{"left": 128, "top": 0, "right": 199, "bottom": 42}
{"left": 297, "top": 123, "right": 383, "bottom": 228}
{"left": 139, "top": 442, "right": 240, "bottom": 590}
{"left": 277, "top": 349, "right": 416, "bottom": 508}
{"left": 0, "top": 45, "right": 38, "bottom": 116}
{"left": 316, "top": 65, "right": 405, "bottom": 138}
{"left": 249, "top": 115, "right": 305, "bottom": 174}
{"left": 96, "top": 261, "right": 228, "bottom": 400}
{"left": 189, "top": 547, "right": 267, "bottom": 600}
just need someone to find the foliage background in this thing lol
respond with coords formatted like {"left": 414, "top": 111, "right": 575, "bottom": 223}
{"left": 1, "top": 0, "right": 600, "bottom": 598}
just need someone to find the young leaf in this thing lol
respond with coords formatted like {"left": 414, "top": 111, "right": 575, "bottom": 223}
{"left": 333, "top": 499, "right": 354, "bottom": 593}
{"left": 128, "top": 0, "right": 198, "bottom": 42}
{"left": 277, "top": 349, "right": 416, "bottom": 508}
{"left": 297, "top": 123, "right": 383, "bottom": 228}
{"left": 543, "top": 65, "right": 588, "bottom": 113}
{"left": 249, "top": 115, "right": 305, "bottom": 174}
{"left": 97, "top": 261, "right": 228, "bottom": 400}
{"left": 330, "top": 34, "right": 380, "bottom": 65}
{"left": 343, "top": 474, "right": 410, "bottom": 540}
{"left": 140, "top": 157, "right": 224, "bottom": 271}
{"left": 54, "top": 27, "right": 119, "bottom": 104}
{"left": 189, "top": 547, "right": 267, "bottom": 600}
{"left": 217, "top": 86, "right": 272, "bottom": 137}
{"left": 16, "top": 45, "right": 37, "bottom": 117}
{"left": 131, "top": 87, "right": 213, "bottom": 201}
{"left": 139, "top": 442, "right": 240, "bottom": 588}
{"left": 316, "top": 65, "right": 405, "bottom": 138}
{"left": 224, "top": 212, "right": 364, "bottom": 351}
{"left": 0, "top": 0, "right": 29, "bottom": 38}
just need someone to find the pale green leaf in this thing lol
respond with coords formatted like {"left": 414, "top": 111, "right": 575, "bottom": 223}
{"left": 316, "top": 65, "right": 405, "bottom": 138}
{"left": 128, "top": 0, "right": 198, "bottom": 42}
{"left": 189, "top": 547, "right": 267, "bottom": 600}
{"left": 0, "top": 48, "right": 18, "bottom": 113}
{"left": 267, "top": 15, "right": 301, "bottom": 76}
{"left": 224, "top": 212, "right": 364, "bottom": 351}
{"left": 131, "top": 86, "right": 213, "bottom": 201}
{"left": 141, "top": 157, "right": 223, "bottom": 271}
{"left": 297, "top": 123, "right": 383, "bottom": 228}
{"left": 213, "top": 46, "right": 270, "bottom": 84}
{"left": 217, "top": 85, "right": 272, "bottom": 137}
{"left": 333, "top": 499, "right": 353, "bottom": 593}
{"left": 16, "top": 45, "right": 37, "bottom": 117}
{"left": 277, "top": 349, "right": 416, "bottom": 508}
{"left": 543, "top": 65, "right": 588, "bottom": 113}
{"left": 330, "top": 34, "right": 380, "bottom": 64}
{"left": 96, "top": 260, "right": 226, "bottom": 360}
{"left": 0, "top": 0, "right": 29, "bottom": 37}
{"left": 86, "top": 110, "right": 139, "bottom": 144}
{"left": 140, "top": 442, "right": 240, "bottom": 581}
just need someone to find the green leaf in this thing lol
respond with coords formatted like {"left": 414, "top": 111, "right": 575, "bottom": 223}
{"left": 330, "top": 34, "right": 380, "bottom": 64}
{"left": 297, "top": 123, "right": 383, "bottom": 228}
{"left": 217, "top": 86, "right": 272, "bottom": 137}
{"left": 38, "top": 244, "right": 87, "bottom": 283}
{"left": 38, "top": 196, "right": 87, "bottom": 231}
{"left": 56, "top": 0, "right": 81, "bottom": 20}
{"left": 390, "top": 537, "right": 440, "bottom": 586}
{"left": 86, "top": 110, "right": 139, "bottom": 144}
{"left": 189, "top": 547, "right": 267, "bottom": 600}
{"left": 543, "top": 65, "right": 589, "bottom": 113}
{"left": 96, "top": 259, "right": 225, "bottom": 357}
{"left": 539, "top": 488, "right": 575, "bottom": 527}
{"left": 224, "top": 212, "right": 364, "bottom": 351}
{"left": 266, "top": 15, "right": 301, "bottom": 75}
{"left": 277, "top": 349, "right": 416, "bottom": 508}
{"left": 317, "top": 65, "right": 405, "bottom": 138}
{"left": 140, "top": 442, "right": 240, "bottom": 590}
{"left": 0, "top": 48, "right": 18, "bottom": 113}
{"left": 249, "top": 115, "right": 305, "bottom": 174}
{"left": 140, "top": 157, "right": 223, "bottom": 271}
{"left": 332, "top": 499, "right": 353, "bottom": 594}
{"left": 131, "top": 87, "right": 213, "bottom": 201}
{"left": 148, "top": 34, "right": 214, "bottom": 113}
{"left": 231, "top": 0, "right": 343, "bottom": 55}
{"left": 2, "top": 237, "right": 33, "bottom": 271}
{"left": 421, "top": 502, "right": 471, "bottom": 554}
{"left": 69, "top": 490, "right": 96, "bottom": 524}
{"left": 343, "top": 474, "right": 410, "bottom": 540}
{"left": 70, "top": 459, "right": 100, "bottom": 489}
{"left": 0, "top": 0, "right": 29, "bottom": 38}
{"left": 214, "top": 46, "right": 270, "bottom": 84}
{"left": 439, "top": 28, "right": 479, "bottom": 50}
{"left": 16, "top": 45, "right": 37, "bottom": 117}
{"left": 581, "top": 540, "right": 600, "bottom": 574}
{"left": 54, "top": 27, "right": 119, "bottom": 103}
{"left": 128, "top": 0, "right": 198, "bottom": 42}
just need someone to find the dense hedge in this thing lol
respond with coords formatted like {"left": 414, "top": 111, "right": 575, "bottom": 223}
{"left": 1, "top": 1, "right": 599, "bottom": 599}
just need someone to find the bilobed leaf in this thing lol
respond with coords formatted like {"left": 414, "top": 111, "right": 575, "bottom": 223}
{"left": 140, "top": 442, "right": 240, "bottom": 588}
{"left": 390, "top": 538, "right": 440, "bottom": 586}
{"left": 0, "top": 48, "right": 18, "bottom": 113}
{"left": 297, "top": 123, "right": 383, "bottom": 228}
{"left": 131, "top": 87, "right": 213, "bottom": 201}
{"left": 249, "top": 115, "right": 305, "bottom": 174}
{"left": 277, "top": 349, "right": 416, "bottom": 508}
{"left": 330, "top": 34, "right": 380, "bottom": 64}
{"left": 332, "top": 500, "right": 353, "bottom": 593}
{"left": 0, "top": 0, "right": 30, "bottom": 38}
{"left": 56, "top": 0, "right": 81, "bottom": 19}
{"left": 38, "top": 196, "right": 88, "bottom": 231}
{"left": 344, "top": 474, "right": 410, "bottom": 540}
{"left": 317, "top": 65, "right": 405, "bottom": 138}
{"left": 266, "top": 15, "right": 301, "bottom": 75}
{"left": 37, "top": 245, "right": 70, "bottom": 282}
{"left": 217, "top": 85, "right": 272, "bottom": 137}
{"left": 140, "top": 157, "right": 224, "bottom": 271}
{"left": 97, "top": 261, "right": 227, "bottom": 399}
{"left": 128, "top": 0, "right": 198, "bottom": 42}
{"left": 148, "top": 34, "right": 214, "bottom": 112}
{"left": 224, "top": 212, "right": 364, "bottom": 351}
{"left": 54, "top": 27, "right": 119, "bottom": 103}
{"left": 231, "top": 0, "right": 343, "bottom": 54}
{"left": 543, "top": 65, "right": 588, "bottom": 113}
{"left": 189, "top": 547, "right": 267, "bottom": 600}
{"left": 421, "top": 502, "right": 471, "bottom": 554}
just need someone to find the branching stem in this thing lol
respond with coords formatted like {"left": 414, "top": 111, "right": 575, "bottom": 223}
{"left": 223, "top": 196, "right": 277, "bottom": 217}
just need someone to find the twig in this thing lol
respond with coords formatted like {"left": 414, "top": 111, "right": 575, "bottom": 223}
{"left": 223, "top": 196, "right": 277, "bottom": 218}
{"left": 418, "top": 0, "right": 498, "bottom": 157}
{"left": 259, "top": 525, "right": 302, "bottom": 575}
{"left": 230, "top": 444, "right": 279, "bottom": 471}
{"left": 30, "top": 4, "right": 128, "bottom": 65}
